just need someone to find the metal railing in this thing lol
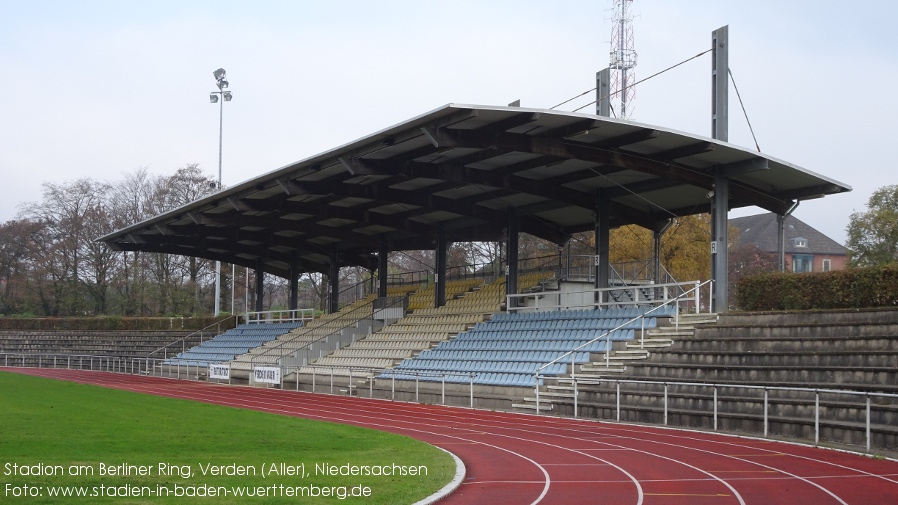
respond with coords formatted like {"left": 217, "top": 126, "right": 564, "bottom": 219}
{"left": 532, "top": 280, "right": 713, "bottom": 410}
{"left": 248, "top": 296, "right": 407, "bottom": 371}
{"left": 0, "top": 354, "right": 481, "bottom": 409}
{"left": 291, "top": 365, "right": 480, "bottom": 408}
{"left": 4, "top": 352, "right": 895, "bottom": 453}
{"left": 146, "top": 315, "right": 236, "bottom": 361}
{"left": 536, "top": 376, "right": 897, "bottom": 454}
{"left": 506, "top": 279, "right": 703, "bottom": 313}
{"left": 244, "top": 308, "right": 316, "bottom": 324}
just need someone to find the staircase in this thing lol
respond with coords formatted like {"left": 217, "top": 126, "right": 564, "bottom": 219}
{"left": 512, "top": 312, "right": 718, "bottom": 412}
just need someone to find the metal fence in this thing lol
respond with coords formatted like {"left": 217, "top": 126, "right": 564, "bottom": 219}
{"left": 3, "top": 352, "right": 895, "bottom": 454}
{"left": 534, "top": 377, "right": 897, "bottom": 454}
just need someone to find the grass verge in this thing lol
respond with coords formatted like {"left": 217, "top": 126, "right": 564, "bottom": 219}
{"left": 0, "top": 371, "right": 454, "bottom": 504}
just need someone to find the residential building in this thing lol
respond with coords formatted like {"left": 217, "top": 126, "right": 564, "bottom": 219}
{"left": 730, "top": 213, "right": 849, "bottom": 273}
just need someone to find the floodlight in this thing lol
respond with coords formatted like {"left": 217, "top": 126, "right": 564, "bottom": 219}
{"left": 208, "top": 67, "right": 233, "bottom": 319}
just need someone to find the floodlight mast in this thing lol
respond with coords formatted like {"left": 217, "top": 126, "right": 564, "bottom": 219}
{"left": 210, "top": 68, "right": 233, "bottom": 317}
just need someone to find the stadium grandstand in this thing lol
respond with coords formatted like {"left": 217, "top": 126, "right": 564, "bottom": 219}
{"left": 7, "top": 101, "right": 897, "bottom": 454}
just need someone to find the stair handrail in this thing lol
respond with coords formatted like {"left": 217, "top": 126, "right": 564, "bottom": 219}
{"left": 506, "top": 279, "right": 701, "bottom": 313}
{"left": 247, "top": 298, "right": 381, "bottom": 370}
{"left": 146, "top": 314, "right": 237, "bottom": 360}
{"left": 271, "top": 295, "right": 409, "bottom": 369}
{"left": 245, "top": 294, "right": 409, "bottom": 371}
{"left": 532, "top": 280, "right": 714, "bottom": 406}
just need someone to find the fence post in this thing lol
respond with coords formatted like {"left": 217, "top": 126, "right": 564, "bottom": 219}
{"left": 369, "top": 374, "right": 373, "bottom": 398}
{"left": 330, "top": 368, "right": 334, "bottom": 395}
{"left": 814, "top": 392, "right": 820, "bottom": 446}
{"left": 441, "top": 375, "right": 446, "bottom": 405}
{"left": 866, "top": 395, "right": 871, "bottom": 453}
{"left": 535, "top": 376, "right": 540, "bottom": 415}
{"left": 349, "top": 368, "right": 353, "bottom": 396}
{"left": 694, "top": 281, "right": 700, "bottom": 314}
{"left": 469, "top": 375, "right": 474, "bottom": 408}
{"left": 664, "top": 383, "right": 667, "bottom": 426}
{"left": 391, "top": 375, "right": 395, "bottom": 401}
{"left": 312, "top": 368, "right": 316, "bottom": 393}
{"left": 573, "top": 378, "right": 578, "bottom": 419}
{"left": 763, "top": 389, "right": 769, "bottom": 438}
{"left": 616, "top": 381, "right": 621, "bottom": 421}
{"left": 605, "top": 331, "right": 612, "bottom": 367}
{"left": 713, "top": 386, "right": 718, "bottom": 431}
{"left": 640, "top": 317, "right": 645, "bottom": 349}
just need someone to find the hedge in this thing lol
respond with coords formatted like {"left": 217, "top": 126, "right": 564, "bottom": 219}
{"left": 737, "top": 264, "right": 898, "bottom": 311}
{"left": 0, "top": 316, "right": 234, "bottom": 332}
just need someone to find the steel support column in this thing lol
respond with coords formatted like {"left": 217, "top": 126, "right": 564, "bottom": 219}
{"left": 777, "top": 202, "right": 800, "bottom": 272}
{"left": 777, "top": 214, "right": 786, "bottom": 272}
{"left": 506, "top": 208, "right": 520, "bottom": 304}
{"left": 712, "top": 25, "right": 729, "bottom": 142}
{"left": 254, "top": 259, "right": 264, "bottom": 312}
{"left": 594, "top": 191, "right": 610, "bottom": 306}
{"left": 288, "top": 252, "right": 299, "bottom": 311}
{"left": 652, "top": 220, "right": 672, "bottom": 286}
{"left": 378, "top": 238, "right": 388, "bottom": 298}
{"left": 328, "top": 251, "right": 339, "bottom": 314}
{"left": 596, "top": 68, "right": 611, "bottom": 117}
{"left": 712, "top": 171, "right": 730, "bottom": 312}
{"left": 435, "top": 227, "right": 447, "bottom": 308}
{"left": 711, "top": 25, "right": 730, "bottom": 312}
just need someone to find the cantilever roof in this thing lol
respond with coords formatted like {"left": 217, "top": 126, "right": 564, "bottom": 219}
{"left": 99, "top": 104, "right": 851, "bottom": 278}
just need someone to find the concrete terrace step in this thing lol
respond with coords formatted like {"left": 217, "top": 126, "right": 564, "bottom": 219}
{"left": 646, "top": 328, "right": 693, "bottom": 337}
{"left": 512, "top": 398, "right": 554, "bottom": 411}
{"left": 607, "top": 350, "right": 651, "bottom": 361}
{"left": 547, "top": 385, "right": 575, "bottom": 392}
{"left": 575, "top": 365, "right": 628, "bottom": 375}
{"left": 534, "top": 390, "right": 577, "bottom": 399}
{"left": 628, "top": 338, "right": 674, "bottom": 349}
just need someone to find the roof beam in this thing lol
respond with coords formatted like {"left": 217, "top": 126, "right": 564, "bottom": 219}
{"left": 650, "top": 141, "right": 716, "bottom": 161}
{"left": 290, "top": 179, "right": 567, "bottom": 243}
{"left": 493, "top": 134, "right": 792, "bottom": 214}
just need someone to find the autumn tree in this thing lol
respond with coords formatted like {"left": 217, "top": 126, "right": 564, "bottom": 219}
{"left": 19, "top": 178, "right": 113, "bottom": 315}
{"left": 846, "top": 184, "right": 898, "bottom": 266}
{"left": 0, "top": 219, "right": 43, "bottom": 314}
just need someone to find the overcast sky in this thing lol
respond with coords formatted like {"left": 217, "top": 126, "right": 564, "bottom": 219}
{"left": 2, "top": 0, "right": 896, "bottom": 245}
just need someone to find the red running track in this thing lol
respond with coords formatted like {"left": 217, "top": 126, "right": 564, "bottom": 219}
{"left": 6, "top": 368, "right": 898, "bottom": 505}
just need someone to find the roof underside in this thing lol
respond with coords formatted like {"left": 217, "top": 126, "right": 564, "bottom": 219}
{"left": 100, "top": 104, "right": 851, "bottom": 278}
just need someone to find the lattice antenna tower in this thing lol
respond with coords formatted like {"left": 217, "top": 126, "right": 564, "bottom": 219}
{"left": 609, "top": 0, "right": 637, "bottom": 118}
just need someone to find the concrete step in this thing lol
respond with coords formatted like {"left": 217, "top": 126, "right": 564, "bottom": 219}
{"left": 534, "top": 390, "right": 577, "bottom": 399}
{"left": 629, "top": 339, "right": 674, "bottom": 349}
{"left": 613, "top": 349, "right": 650, "bottom": 359}
{"left": 579, "top": 365, "right": 627, "bottom": 374}
{"left": 556, "top": 374, "right": 619, "bottom": 383}
{"left": 512, "top": 401, "right": 554, "bottom": 411}
{"left": 584, "top": 358, "right": 627, "bottom": 366}
{"left": 647, "top": 328, "right": 693, "bottom": 337}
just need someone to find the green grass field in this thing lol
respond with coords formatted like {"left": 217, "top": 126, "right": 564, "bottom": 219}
{"left": 0, "top": 371, "right": 454, "bottom": 504}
